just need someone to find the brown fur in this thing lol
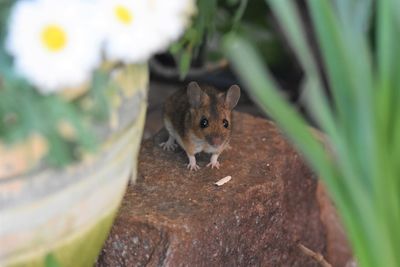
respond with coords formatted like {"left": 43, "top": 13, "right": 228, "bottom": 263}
{"left": 163, "top": 83, "right": 238, "bottom": 155}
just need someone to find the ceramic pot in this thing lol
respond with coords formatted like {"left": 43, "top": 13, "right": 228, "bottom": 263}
{"left": 0, "top": 64, "right": 148, "bottom": 266}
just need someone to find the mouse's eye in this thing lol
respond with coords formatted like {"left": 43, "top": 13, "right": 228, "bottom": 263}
{"left": 200, "top": 117, "right": 209, "bottom": 128}
{"left": 223, "top": 119, "right": 229, "bottom": 128}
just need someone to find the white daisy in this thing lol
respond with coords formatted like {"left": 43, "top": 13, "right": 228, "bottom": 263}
{"left": 5, "top": 0, "right": 103, "bottom": 94}
{"left": 147, "top": 0, "right": 196, "bottom": 46}
{"left": 99, "top": 0, "right": 195, "bottom": 64}
{"left": 98, "top": 0, "right": 157, "bottom": 64}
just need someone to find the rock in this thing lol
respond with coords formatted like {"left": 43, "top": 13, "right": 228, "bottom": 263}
{"left": 317, "top": 182, "right": 353, "bottom": 267}
{"left": 97, "top": 112, "right": 333, "bottom": 266}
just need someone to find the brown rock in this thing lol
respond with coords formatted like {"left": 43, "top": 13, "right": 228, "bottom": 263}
{"left": 97, "top": 112, "right": 331, "bottom": 266}
{"left": 317, "top": 182, "right": 353, "bottom": 267}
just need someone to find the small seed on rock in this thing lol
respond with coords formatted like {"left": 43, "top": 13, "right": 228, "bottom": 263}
{"left": 214, "top": 176, "right": 232, "bottom": 186}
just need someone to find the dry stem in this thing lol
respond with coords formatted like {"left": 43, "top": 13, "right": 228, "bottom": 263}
{"left": 298, "top": 243, "right": 332, "bottom": 267}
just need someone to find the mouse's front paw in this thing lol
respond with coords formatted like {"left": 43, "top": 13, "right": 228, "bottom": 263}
{"left": 187, "top": 162, "right": 200, "bottom": 171}
{"left": 207, "top": 161, "right": 220, "bottom": 169}
{"left": 159, "top": 141, "right": 177, "bottom": 151}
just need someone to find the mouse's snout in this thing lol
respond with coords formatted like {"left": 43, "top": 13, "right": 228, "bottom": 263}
{"left": 207, "top": 135, "right": 223, "bottom": 147}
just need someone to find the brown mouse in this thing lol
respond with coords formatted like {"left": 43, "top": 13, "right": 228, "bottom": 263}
{"left": 160, "top": 81, "right": 241, "bottom": 171}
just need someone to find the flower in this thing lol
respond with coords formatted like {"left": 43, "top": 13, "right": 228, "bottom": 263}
{"left": 98, "top": 0, "right": 156, "bottom": 63}
{"left": 99, "top": 0, "right": 195, "bottom": 64}
{"left": 5, "top": 0, "right": 195, "bottom": 92}
{"left": 148, "top": 0, "right": 196, "bottom": 46}
{"left": 6, "top": 0, "right": 103, "bottom": 94}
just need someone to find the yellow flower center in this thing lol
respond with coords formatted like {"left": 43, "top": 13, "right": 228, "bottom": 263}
{"left": 114, "top": 5, "right": 133, "bottom": 25}
{"left": 41, "top": 25, "right": 67, "bottom": 52}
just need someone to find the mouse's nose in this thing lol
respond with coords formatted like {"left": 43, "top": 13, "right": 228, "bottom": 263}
{"left": 210, "top": 136, "right": 222, "bottom": 146}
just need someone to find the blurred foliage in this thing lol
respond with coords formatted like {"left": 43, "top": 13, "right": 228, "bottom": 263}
{"left": 0, "top": 1, "right": 115, "bottom": 168}
{"left": 44, "top": 253, "right": 60, "bottom": 267}
{"left": 171, "top": 0, "right": 285, "bottom": 79}
{"left": 0, "top": 46, "right": 113, "bottom": 167}
{"left": 224, "top": 0, "right": 400, "bottom": 266}
{"left": 0, "top": 0, "right": 13, "bottom": 42}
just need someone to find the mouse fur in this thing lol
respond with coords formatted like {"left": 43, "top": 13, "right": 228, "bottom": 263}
{"left": 160, "top": 81, "right": 240, "bottom": 171}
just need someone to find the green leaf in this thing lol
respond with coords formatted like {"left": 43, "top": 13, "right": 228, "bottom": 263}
{"left": 231, "top": 0, "right": 249, "bottom": 31}
{"left": 306, "top": 0, "right": 377, "bottom": 197}
{"left": 225, "top": 1, "right": 400, "bottom": 266}
{"left": 178, "top": 50, "right": 192, "bottom": 80}
{"left": 45, "top": 253, "right": 60, "bottom": 267}
{"left": 334, "top": 0, "right": 372, "bottom": 33}
{"left": 266, "top": 0, "right": 336, "bottom": 138}
{"left": 223, "top": 34, "right": 339, "bottom": 194}
{"left": 223, "top": 33, "right": 394, "bottom": 267}
{"left": 169, "top": 42, "right": 183, "bottom": 55}
{"left": 0, "top": 68, "right": 97, "bottom": 168}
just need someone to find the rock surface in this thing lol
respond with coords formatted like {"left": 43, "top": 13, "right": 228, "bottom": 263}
{"left": 97, "top": 112, "right": 334, "bottom": 266}
{"left": 317, "top": 183, "right": 353, "bottom": 267}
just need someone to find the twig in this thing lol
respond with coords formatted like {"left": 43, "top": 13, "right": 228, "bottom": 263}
{"left": 298, "top": 243, "right": 332, "bottom": 267}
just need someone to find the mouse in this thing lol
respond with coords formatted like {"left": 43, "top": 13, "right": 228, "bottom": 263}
{"left": 160, "top": 81, "right": 241, "bottom": 171}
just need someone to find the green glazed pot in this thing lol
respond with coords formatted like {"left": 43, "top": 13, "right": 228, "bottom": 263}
{"left": 0, "top": 64, "right": 148, "bottom": 267}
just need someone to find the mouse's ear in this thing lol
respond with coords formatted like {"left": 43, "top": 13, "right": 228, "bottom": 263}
{"left": 225, "top": 85, "right": 241, "bottom": 110}
{"left": 187, "top": 82, "right": 206, "bottom": 108}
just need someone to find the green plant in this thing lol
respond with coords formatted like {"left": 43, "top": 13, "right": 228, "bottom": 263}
{"left": 0, "top": 44, "right": 114, "bottom": 167}
{"left": 0, "top": 0, "right": 111, "bottom": 167}
{"left": 0, "top": 0, "right": 194, "bottom": 169}
{"left": 171, "top": 0, "right": 287, "bottom": 79}
{"left": 224, "top": 0, "right": 399, "bottom": 266}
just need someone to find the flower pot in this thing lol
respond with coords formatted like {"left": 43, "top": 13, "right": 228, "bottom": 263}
{"left": 0, "top": 64, "right": 148, "bottom": 266}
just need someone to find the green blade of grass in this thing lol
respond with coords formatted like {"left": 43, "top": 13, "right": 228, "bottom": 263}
{"left": 223, "top": 34, "right": 332, "bottom": 183}
{"left": 231, "top": 0, "right": 248, "bottom": 31}
{"left": 266, "top": 0, "right": 337, "bottom": 138}
{"left": 375, "top": 0, "right": 400, "bottom": 263}
{"left": 262, "top": 1, "right": 375, "bottom": 225}
{"left": 377, "top": 0, "right": 394, "bottom": 93}
{"left": 264, "top": 3, "right": 378, "bottom": 230}
{"left": 307, "top": 1, "right": 398, "bottom": 265}
{"left": 223, "top": 33, "right": 386, "bottom": 267}
{"left": 223, "top": 1, "right": 399, "bottom": 266}
{"left": 306, "top": 0, "right": 377, "bottom": 192}
{"left": 305, "top": 1, "right": 355, "bottom": 132}
{"left": 222, "top": 34, "right": 373, "bottom": 223}
{"left": 306, "top": 4, "right": 381, "bottom": 229}
{"left": 267, "top": 0, "right": 380, "bottom": 224}
{"left": 334, "top": 0, "right": 372, "bottom": 33}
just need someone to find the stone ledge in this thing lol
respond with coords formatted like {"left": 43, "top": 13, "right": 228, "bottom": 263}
{"left": 97, "top": 112, "right": 332, "bottom": 266}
